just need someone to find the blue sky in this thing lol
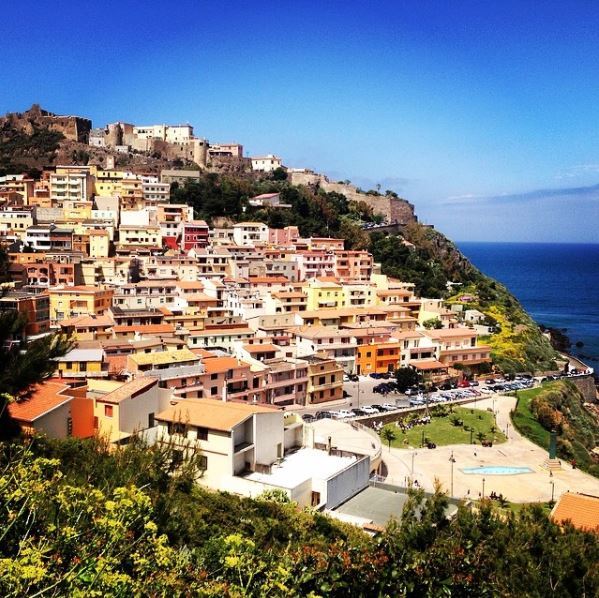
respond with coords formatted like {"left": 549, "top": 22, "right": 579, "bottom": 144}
{"left": 3, "top": 0, "right": 599, "bottom": 242}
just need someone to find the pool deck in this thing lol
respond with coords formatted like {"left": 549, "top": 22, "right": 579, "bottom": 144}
{"left": 381, "top": 395, "right": 599, "bottom": 502}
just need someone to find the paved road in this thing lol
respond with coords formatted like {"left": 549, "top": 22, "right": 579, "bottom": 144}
{"left": 297, "top": 376, "right": 411, "bottom": 416}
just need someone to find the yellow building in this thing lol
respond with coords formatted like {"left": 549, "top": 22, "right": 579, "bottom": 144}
{"left": 305, "top": 279, "right": 345, "bottom": 311}
{"left": 92, "top": 377, "right": 161, "bottom": 444}
{"left": 93, "top": 169, "right": 128, "bottom": 197}
{"left": 116, "top": 225, "right": 162, "bottom": 251}
{"left": 63, "top": 200, "right": 93, "bottom": 221}
{"left": 89, "top": 229, "right": 110, "bottom": 258}
{"left": 49, "top": 285, "right": 114, "bottom": 323}
{"left": 56, "top": 347, "right": 107, "bottom": 378}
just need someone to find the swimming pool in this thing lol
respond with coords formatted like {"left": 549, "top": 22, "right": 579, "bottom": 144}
{"left": 461, "top": 466, "right": 534, "bottom": 475}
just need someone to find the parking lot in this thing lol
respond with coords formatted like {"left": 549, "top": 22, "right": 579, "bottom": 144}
{"left": 298, "top": 374, "right": 538, "bottom": 422}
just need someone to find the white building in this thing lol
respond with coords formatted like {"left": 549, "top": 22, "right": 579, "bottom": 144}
{"left": 251, "top": 155, "right": 283, "bottom": 172}
{"left": 232, "top": 222, "right": 269, "bottom": 246}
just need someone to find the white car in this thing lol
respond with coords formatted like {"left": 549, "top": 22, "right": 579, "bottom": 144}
{"left": 361, "top": 405, "right": 379, "bottom": 415}
{"left": 381, "top": 403, "right": 397, "bottom": 411}
{"left": 336, "top": 409, "right": 356, "bottom": 419}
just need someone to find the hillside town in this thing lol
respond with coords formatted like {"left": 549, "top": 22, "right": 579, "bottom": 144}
{"left": 1, "top": 110, "right": 598, "bottom": 527}
{"left": 0, "top": 111, "right": 500, "bottom": 507}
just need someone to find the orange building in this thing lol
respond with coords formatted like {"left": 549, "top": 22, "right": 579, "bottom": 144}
{"left": 356, "top": 341, "right": 402, "bottom": 375}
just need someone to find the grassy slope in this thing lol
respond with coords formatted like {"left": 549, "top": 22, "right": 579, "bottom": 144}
{"left": 382, "top": 407, "right": 506, "bottom": 448}
{"left": 512, "top": 381, "right": 599, "bottom": 477}
{"left": 511, "top": 385, "right": 551, "bottom": 450}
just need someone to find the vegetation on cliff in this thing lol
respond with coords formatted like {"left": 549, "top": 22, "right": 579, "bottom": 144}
{"left": 1, "top": 435, "right": 598, "bottom": 596}
{"left": 0, "top": 119, "right": 64, "bottom": 177}
{"left": 513, "top": 381, "right": 599, "bottom": 477}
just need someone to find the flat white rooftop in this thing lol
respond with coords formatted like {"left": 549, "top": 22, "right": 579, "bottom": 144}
{"left": 245, "top": 447, "right": 356, "bottom": 489}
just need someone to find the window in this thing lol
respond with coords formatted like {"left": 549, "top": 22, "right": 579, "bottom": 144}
{"left": 104, "top": 405, "right": 113, "bottom": 417}
{"left": 211, "top": 373, "right": 218, "bottom": 380}
{"left": 319, "top": 376, "right": 325, "bottom": 385}
{"left": 211, "top": 386, "right": 218, "bottom": 396}
{"left": 199, "top": 455, "right": 208, "bottom": 469}
{"left": 197, "top": 427, "right": 208, "bottom": 441}
{"left": 168, "top": 422, "right": 186, "bottom": 435}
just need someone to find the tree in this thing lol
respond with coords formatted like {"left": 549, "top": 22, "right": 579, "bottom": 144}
{"left": 380, "top": 427, "right": 397, "bottom": 451}
{"left": 0, "top": 309, "right": 72, "bottom": 439}
{"left": 395, "top": 367, "right": 419, "bottom": 392}
{"left": 423, "top": 317, "right": 443, "bottom": 329}
{"left": 270, "top": 167, "right": 288, "bottom": 181}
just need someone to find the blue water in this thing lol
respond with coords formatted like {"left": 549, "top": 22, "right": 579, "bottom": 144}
{"left": 462, "top": 466, "right": 533, "bottom": 476}
{"left": 458, "top": 243, "right": 599, "bottom": 363}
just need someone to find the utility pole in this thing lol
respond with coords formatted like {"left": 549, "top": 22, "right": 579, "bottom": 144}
{"left": 482, "top": 477, "right": 486, "bottom": 499}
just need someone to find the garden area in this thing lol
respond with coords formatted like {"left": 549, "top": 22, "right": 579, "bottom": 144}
{"left": 380, "top": 406, "right": 507, "bottom": 449}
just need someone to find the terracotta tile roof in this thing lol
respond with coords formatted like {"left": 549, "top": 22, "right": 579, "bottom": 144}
{"left": 128, "top": 348, "right": 198, "bottom": 367}
{"left": 155, "top": 398, "right": 278, "bottom": 432}
{"left": 112, "top": 324, "right": 175, "bottom": 334}
{"left": 409, "top": 359, "right": 448, "bottom": 371}
{"left": 60, "top": 315, "right": 114, "bottom": 328}
{"left": 8, "top": 381, "right": 73, "bottom": 423}
{"left": 97, "top": 377, "right": 158, "bottom": 404}
{"left": 176, "top": 281, "right": 205, "bottom": 290}
{"left": 203, "top": 356, "right": 248, "bottom": 374}
{"left": 107, "top": 354, "right": 128, "bottom": 375}
{"left": 551, "top": 493, "right": 599, "bottom": 532}
{"left": 243, "top": 343, "right": 278, "bottom": 354}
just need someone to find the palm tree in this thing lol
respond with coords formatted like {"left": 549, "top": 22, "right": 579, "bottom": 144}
{"left": 381, "top": 427, "right": 397, "bottom": 452}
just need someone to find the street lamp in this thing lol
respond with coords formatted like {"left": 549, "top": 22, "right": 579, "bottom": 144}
{"left": 482, "top": 477, "right": 486, "bottom": 498}
{"left": 411, "top": 451, "right": 417, "bottom": 487}
{"left": 449, "top": 451, "right": 456, "bottom": 497}
{"left": 549, "top": 471, "right": 555, "bottom": 504}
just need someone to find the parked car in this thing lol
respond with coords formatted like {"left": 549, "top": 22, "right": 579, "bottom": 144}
{"left": 381, "top": 403, "right": 398, "bottom": 411}
{"left": 315, "top": 410, "right": 333, "bottom": 419}
{"left": 336, "top": 409, "right": 356, "bottom": 419}
{"left": 302, "top": 414, "right": 316, "bottom": 423}
{"left": 370, "top": 373, "right": 383, "bottom": 379}
{"left": 343, "top": 374, "right": 350, "bottom": 382}
{"left": 352, "top": 408, "right": 367, "bottom": 416}
{"left": 370, "top": 404, "right": 385, "bottom": 412}
{"left": 349, "top": 374, "right": 359, "bottom": 382}
{"left": 361, "top": 405, "right": 379, "bottom": 415}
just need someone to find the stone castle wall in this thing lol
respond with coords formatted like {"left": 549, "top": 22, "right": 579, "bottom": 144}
{"left": 289, "top": 171, "right": 417, "bottom": 224}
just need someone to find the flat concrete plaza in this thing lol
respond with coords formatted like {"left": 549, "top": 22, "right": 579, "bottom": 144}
{"left": 382, "top": 395, "right": 599, "bottom": 503}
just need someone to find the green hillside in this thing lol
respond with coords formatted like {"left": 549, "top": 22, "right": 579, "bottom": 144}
{"left": 513, "top": 381, "right": 599, "bottom": 477}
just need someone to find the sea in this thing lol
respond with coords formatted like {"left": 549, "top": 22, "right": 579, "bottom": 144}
{"left": 458, "top": 243, "right": 599, "bottom": 364}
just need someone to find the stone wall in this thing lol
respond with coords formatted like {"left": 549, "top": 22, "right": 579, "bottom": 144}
{"left": 569, "top": 376, "right": 598, "bottom": 403}
{"left": 289, "top": 170, "right": 417, "bottom": 224}
{"left": 5, "top": 105, "right": 92, "bottom": 143}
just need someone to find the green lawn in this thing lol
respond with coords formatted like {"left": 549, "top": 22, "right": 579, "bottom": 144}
{"left": 511, "top": 385, "right": 550, "bottom": 451}
{"left": 381, "top": 407, "right": 506, "bottom": 449}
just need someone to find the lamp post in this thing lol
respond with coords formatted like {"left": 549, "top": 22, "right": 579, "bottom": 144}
{"left": 449, "top": 451, "right": 456, "bottom": 497}
{"left": 482, "top": 477, "right": 486, "bottom": 499}
{"left": 549, "top": 471, "right": 555, "bottom": 504}
{"left": 411, "top": 451, "right": 417, "bottom": 487}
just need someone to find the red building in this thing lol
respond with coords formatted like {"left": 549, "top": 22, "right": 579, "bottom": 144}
{"left": 180, "top": 220, "right": 209, "bottom": 251}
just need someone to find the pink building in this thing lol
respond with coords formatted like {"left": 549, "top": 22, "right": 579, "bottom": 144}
{"left": 268, "top": 226, "right": 299, "bottom": 245}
